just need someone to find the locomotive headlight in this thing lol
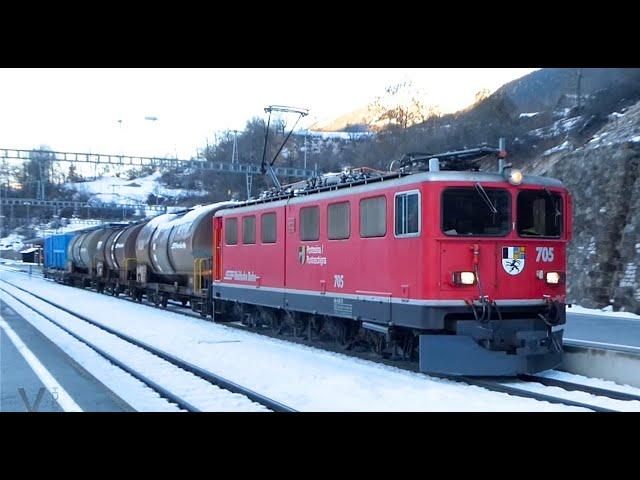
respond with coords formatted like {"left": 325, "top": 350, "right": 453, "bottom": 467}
{"left": 453, "top": 271, "right": 476, "bottom": 285}
{"left": 505, "top": 168, "right": 523, "bottom": 185}
{"left": 546, "top": 272, "right": 561, "bottom": 284}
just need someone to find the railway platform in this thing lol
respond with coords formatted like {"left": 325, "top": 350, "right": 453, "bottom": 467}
{"left": 0, "top": 299, "right": 131, "bottom": 412}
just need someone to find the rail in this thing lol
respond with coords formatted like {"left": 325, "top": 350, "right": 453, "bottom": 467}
{"left": 0, "top": 277, "right": 296, "bottom": 412}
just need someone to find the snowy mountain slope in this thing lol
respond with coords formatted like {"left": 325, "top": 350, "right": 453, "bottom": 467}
{"left": 63, "top": 171, "right": 199, "bottom": 205}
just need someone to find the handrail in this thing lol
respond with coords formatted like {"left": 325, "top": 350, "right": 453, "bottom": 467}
{"left": 123, "top": 257, "right": 137, "bottom": 281}
{"left": 194, "top": 258, "right": 209, "bottom": 292}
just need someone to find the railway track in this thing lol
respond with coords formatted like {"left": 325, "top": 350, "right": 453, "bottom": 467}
{"left": 169, "top": 305, "right": 640, "bottom": 411}
{"left": 0, "top": 278, "right": 295, "bottom": 412}
{"left": 461, "top": 377, "right": 623, "bottom": 412}
{"left": 516, "top": 374, "right": 640, "bottom": 402}
{"left": 2, "top": 267, "right": 639, "bottom": 411}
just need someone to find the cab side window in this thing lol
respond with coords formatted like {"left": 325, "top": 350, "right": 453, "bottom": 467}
{"left": 395, "top": 191, "right": 420, "bottom": 236}
{"left": 225, "top": 218, "right": 238, "bottom": 245}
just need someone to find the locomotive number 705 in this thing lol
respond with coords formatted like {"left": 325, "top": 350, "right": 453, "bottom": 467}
{"left": 536, "top": 247, "right": 554, "bottom": 262}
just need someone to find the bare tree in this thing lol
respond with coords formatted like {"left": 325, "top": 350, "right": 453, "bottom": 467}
{"left": 368, "top": 81, "right": 432, "bottom": 132}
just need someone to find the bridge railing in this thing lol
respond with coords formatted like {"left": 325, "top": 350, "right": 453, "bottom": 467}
{"left": 0, "top": 148, "right": 317, "bottom": 178}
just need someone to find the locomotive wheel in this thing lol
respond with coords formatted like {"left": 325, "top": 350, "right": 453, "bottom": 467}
{"left": 280, "top": 310, "right": 297, "bottom": 336}
{"left": 232, "top": 303, "right": 247, "bottom": 325}
{"left": 257, "top": 307, "right": 282, "bottom": 332}
{"left": 293, "top": 317, "right": 309, "bottom": 339}
{"left": 266, "top": 309, "right": 282, "bottom": 333}
{"left": 323, "top": 317, "right": 352, "bottom": 350}
{"left": 371, "top": 334, "right": 386, "bottom": 357}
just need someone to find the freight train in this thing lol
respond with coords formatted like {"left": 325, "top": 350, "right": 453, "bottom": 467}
{"left": 45, "top": 203, "right": 233, "bottom": 316}
{"left": 43, "top": 144, "right": 570, "bottom": 376}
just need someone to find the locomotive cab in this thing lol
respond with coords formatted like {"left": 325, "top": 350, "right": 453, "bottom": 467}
{"left": 419, "top": 173, "right": 570, "bottom": 376}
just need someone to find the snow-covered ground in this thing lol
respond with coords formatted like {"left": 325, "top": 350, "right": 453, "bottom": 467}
{"left": 63, "top": 171, "right": 199, "bottom": 205}
{"left": 0, "top": 268, "right": 591, "bottom": 412}
{"left": 0, "top": 233, "right": 25, "bottom": 252}
{"left": 543, "top": 140, "right": 572, "bottom": 156}
{"left": 527, "top": 115, "right": 584, "bottom": 140}
{"left": 0, "top": 282, "right": 268, "bottom": 412}
{"left": 519, "top": 112, "right": 541, "bottom": 119}
{"left": 1, "top": 290, "right": 180, "bottom": 412}
{"left": 501, "top": 370, "right": 640, "bottom": 412}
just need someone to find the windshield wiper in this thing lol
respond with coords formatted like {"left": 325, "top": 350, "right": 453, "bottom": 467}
{"left": 544, "top": 187, "right": 562, "bottom": 221}
{"left": 475, "top": 182, "right": 498, "bottom": 214}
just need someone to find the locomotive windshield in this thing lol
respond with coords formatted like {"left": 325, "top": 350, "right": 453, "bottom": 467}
{"left": 517, "top": 189, "right": 563, "bottom": 238}
{"left": 442, "top": 187, "right": 511, "bottom": 236}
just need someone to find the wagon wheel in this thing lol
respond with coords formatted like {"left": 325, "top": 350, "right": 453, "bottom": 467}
{"left": 161, "top": 296, "right": 168, "bottom": 309}
{"left": 181, "top": 299, "right": 188, "bottom": 307}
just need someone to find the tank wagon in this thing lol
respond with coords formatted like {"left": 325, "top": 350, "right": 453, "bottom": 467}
{"left": 131, "top": 202, "right": 233, "bottom": 310}
{"left": 44, "top": 203, "right": 233, "bottom": 317}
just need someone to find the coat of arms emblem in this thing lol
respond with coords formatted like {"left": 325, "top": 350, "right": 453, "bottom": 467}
{"left": 502, "top": 246, "right": 525, "bottom": 275}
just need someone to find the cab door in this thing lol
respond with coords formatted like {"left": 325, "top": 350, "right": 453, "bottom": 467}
{"left": 213, "top": 216, "right": 222, "bottom": 281}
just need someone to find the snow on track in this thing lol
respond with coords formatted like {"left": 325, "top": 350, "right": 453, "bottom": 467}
{"left": 0, "top": 269, "right": 590, "bottom": 411}
{"left": 500, "top": 378, "right": 640, "bottom": 412}
{"left": 1, "top": 292, "right": 178, "bottom": 412}
{"left": 537, "top": 369, "right": 640, "bottom": 398}
{"left": 0, "top": 281, "right": 269, "bottom": 412}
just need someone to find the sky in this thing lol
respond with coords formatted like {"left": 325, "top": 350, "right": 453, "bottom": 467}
{"left": 0, "top": 68, "right": 537, "bottom": 160}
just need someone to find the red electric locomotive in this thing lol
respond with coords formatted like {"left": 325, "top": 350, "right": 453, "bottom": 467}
{"left": 211, "top": 143, "right": 570, "bottom": 376}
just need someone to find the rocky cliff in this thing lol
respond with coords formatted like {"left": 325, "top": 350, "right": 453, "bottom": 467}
{"left": 535, "top": 101, "right": 640, "bottom": 313}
